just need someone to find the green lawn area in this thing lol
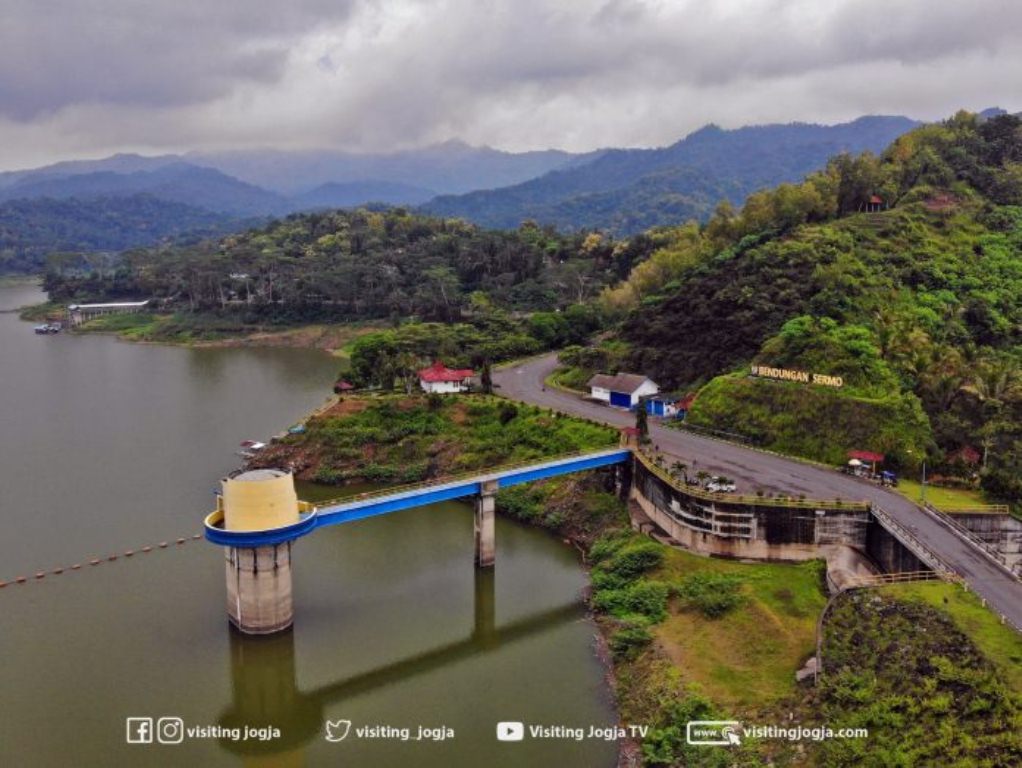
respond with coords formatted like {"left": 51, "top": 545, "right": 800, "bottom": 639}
{"left": 884, "top": 581, "right": 1022, "bottom": 693}
{"left": 894, "top": 478, "right": 992, "bottom": 509}
{"left": 651, "top": 548, "right": 827, "bottom": 708}
{"left": 81, "top": 312, "right": 163, "bottom": 338}
{"left": 546, "top": 365, "right": 589, "bottom": 393}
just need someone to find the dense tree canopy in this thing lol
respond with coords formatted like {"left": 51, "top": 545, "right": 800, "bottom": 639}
{"left": 43, "top": 209, "right": 647, "bottom": 323}
{"left": 616, "top": 113, "right": 1022, "bottom": 498}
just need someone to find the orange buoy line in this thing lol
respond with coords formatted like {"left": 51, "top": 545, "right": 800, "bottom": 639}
{"left": 0, "top": 532, "right": 203, "bottom": 592}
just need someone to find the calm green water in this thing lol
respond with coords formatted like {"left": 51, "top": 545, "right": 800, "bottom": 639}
{"left": 0, "top": 285, "right": 617, "bottom": 768}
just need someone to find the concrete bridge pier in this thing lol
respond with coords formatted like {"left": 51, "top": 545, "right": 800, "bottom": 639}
{"left": 475, "top": 479, "right": 498, "bottom": 568}
{"left": 614, "top": 461, "right": 632, "bottom": 501}
{"left": 221, "top": 469, "right": 302, "bottom": 634}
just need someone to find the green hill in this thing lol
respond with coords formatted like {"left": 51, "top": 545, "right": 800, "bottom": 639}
{"left": 610, "top": 111, "right": 1022, "bottom": 500}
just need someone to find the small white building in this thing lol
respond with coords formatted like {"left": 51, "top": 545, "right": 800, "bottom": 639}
{"left": 418, "top": 361, "right": 475, "bottom": 394}
{"left": 587, "top": 372, "right": 659, "bottom": 409}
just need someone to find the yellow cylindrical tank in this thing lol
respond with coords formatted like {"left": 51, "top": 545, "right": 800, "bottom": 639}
{"left": 222, "top": 469, "right": 299, "bottom": 532}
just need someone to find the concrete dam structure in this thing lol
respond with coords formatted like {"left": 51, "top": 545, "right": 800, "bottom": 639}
{"left": 630, "top": 452, "right": 937, "bottom": 576}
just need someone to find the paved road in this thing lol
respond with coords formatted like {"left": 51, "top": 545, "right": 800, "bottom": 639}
{"left": 495, "top": 353, "right": 1022, "bottom": 631}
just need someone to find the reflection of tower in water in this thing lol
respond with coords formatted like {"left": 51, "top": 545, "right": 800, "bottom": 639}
{"left": 216, "top": 559, "right": 579, "bottom": 761}
{"left": 217, "top": 626, "right": 320, "bottom": 765}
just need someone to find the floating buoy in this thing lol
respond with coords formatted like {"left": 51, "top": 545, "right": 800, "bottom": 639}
{"left": 176, "top": 538, "right": 185, "bottom": 545}
{"left": 16, "top": 576, "right": 27, "bottom": 583}
{"left": 52, "top": 567, "right": 63, "bottom": 575}
{"left": 159, "top": 542, "right": 168, "bottom": 549}
{"left": 192, "top": 534, "right": 201, "bottom": 540}
{"left": 71, "top": 564, "right": 81, "bottom": 570}
{"left": 89, "top": 559, "right": 100, "bottom": 566}
{"left": 35, "top": 572, "right": 45, "bottom": 580}
{"left": 0, "top": 581, "right": 7, "bottom": 588}
{"left": 107, "top": 555, "right": 118, "bottom": 561}
{"left": 142, "top": 546, "right": 152, "bottom": 553}
{"left": 125, "top": 550, "right": 134, "bottom": 557}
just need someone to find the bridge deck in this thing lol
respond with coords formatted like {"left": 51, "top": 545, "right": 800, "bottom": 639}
{"left": 204, "top": 448, "right": 631, "bottom": 547}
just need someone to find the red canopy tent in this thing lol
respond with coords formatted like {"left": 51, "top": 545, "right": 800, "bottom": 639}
{"left": 848, "top": 450, "right": 885, "bottom": 463}
{"left": 848, "top": 449, "right": 884, "bottom": 473}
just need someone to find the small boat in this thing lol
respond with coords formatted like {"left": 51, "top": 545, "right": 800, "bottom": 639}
{"left": 33, "top": 323, "right": 62, "bottom": 334}
{"left": 34, "top": 325, "right": 50, "bottom": 334}
{"left": 236, "top": 439, "right": 267, "bottom": 459}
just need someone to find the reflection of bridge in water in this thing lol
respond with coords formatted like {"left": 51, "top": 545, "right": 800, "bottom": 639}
{"left": 217, "top": 568, "right": 583, "bottom": 758}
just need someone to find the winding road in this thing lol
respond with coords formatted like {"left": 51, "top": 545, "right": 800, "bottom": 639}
{"left": 495, "top": 353, "right": 1022, "bottom": 631}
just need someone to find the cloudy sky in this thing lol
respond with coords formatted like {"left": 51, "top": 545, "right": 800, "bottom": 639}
{"left": 0, "top": 0, "right": 1019, "bottom": 169}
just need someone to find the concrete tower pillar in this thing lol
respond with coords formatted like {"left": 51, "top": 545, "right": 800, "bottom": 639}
{"left": 222, "top": 469, "right": 300, "bottom": 634}
{"left": 475, "top": 479, "right": 498, "bottom": 568}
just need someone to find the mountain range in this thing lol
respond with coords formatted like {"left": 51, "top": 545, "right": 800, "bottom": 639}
{"left": 423, "top": 116, "right": 922, "bottom": 233}
{"left": 0, "top": 113, "right": 951, "bottom": 272}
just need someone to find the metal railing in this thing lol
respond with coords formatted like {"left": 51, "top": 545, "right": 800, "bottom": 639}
{"left": 634, "top": 449, "right": 870, "bottom": 511}
{"left": 929, "top": 503, "right": 1011, "bottom": 515}
{"left": 843, "top": 570, "right": 945, "bottom": 588}
{"left": 870, "top": 505, "right": 958, "bottom": 578}
{"left": 311, "top": 447, "right": 627, "bottom": 511}
{"left": 922, "top": 502, "right": 1019, "bottom": 580}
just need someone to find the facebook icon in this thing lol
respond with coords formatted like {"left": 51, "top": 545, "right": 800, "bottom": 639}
{"left": 126, "top": 717, "right": 153, "bottom": 744}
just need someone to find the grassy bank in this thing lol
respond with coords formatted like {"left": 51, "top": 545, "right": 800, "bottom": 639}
{"left": 893, "top": 478, "right": 992, "bottom": 509}
{"left": 249, "top": 393, "right": 618, "bottom": 485}
{"left": 884, "top": 581, "right": 1022, "bottom": 693}
{"left": 57, "top": 310, "right": 380, "bottom": 355}
{"left": 0, "top": 274, "right": 41, "bottom": 287}
{"left": 588, "top": 530, "right": 828, "bottom": 766}
{"left": 16, "top": 301, "right": 62, "bottom": 321}
{"left": 686, "top": 373, "right": 932, "bottom": 466}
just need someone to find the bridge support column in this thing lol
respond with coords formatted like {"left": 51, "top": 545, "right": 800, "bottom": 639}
{"left": 615, "top": 461, "right": 633, "bottom": 501}
{"left": 475, "top": 479, "right": 498, "bottom": 568}
{"left": 221, "top": 469, "right": 301, "bottom": 635}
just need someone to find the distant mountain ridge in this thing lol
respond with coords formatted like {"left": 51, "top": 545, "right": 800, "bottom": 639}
{"left": 292, "top": 180, "right": 438, "bottom": 209}
{"left": 423, "top": 116, "right": 922, "bottom": 233}
{"left": 189, "top": 141, "right": 596, "bottom": 196}
{"left": 0, "top": 162, "right": 286, "bottom": 216}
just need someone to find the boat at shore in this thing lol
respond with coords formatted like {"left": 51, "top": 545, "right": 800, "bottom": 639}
{"left": 236, "top": 439, "right": 267, "bottom": 459}
{"left": 33, "top": 323, "right": 62, "bottom": 334}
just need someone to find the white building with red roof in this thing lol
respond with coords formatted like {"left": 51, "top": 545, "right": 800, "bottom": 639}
{"left": 418, "top": 361, "right": 476, "bottom": 394}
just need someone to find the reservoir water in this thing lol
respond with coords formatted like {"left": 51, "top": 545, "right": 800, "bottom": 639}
{"left": 0, "top": 284, "right": 617, "bottom": 767}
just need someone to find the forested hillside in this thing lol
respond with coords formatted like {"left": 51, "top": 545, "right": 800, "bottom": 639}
{"left": 424, "top": 116, "right": 918, "bottom": 233}
{"left": 0, "top": 195, "right": 241, "bottom": 274}
{"left": 609, "top": 112, "right": 1022, "bottom": 499}
{"left": 43, "top": 208, "right": 642, "bottom": 320}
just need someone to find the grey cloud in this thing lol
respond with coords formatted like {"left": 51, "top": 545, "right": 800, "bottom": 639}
{"left": 0, "top": 0, "right": 1019, "bottom": 168}
{"left": 0, "top": 0, "right": 356, "bottom": 119}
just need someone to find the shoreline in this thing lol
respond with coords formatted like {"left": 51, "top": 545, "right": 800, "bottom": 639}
{"left": 17, "top": 300, "right": 373, "bottom": 356}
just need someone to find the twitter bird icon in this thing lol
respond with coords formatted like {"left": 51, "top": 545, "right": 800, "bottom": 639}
{"left": 325, "top": 720, "right": 353, "bottom": 742}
